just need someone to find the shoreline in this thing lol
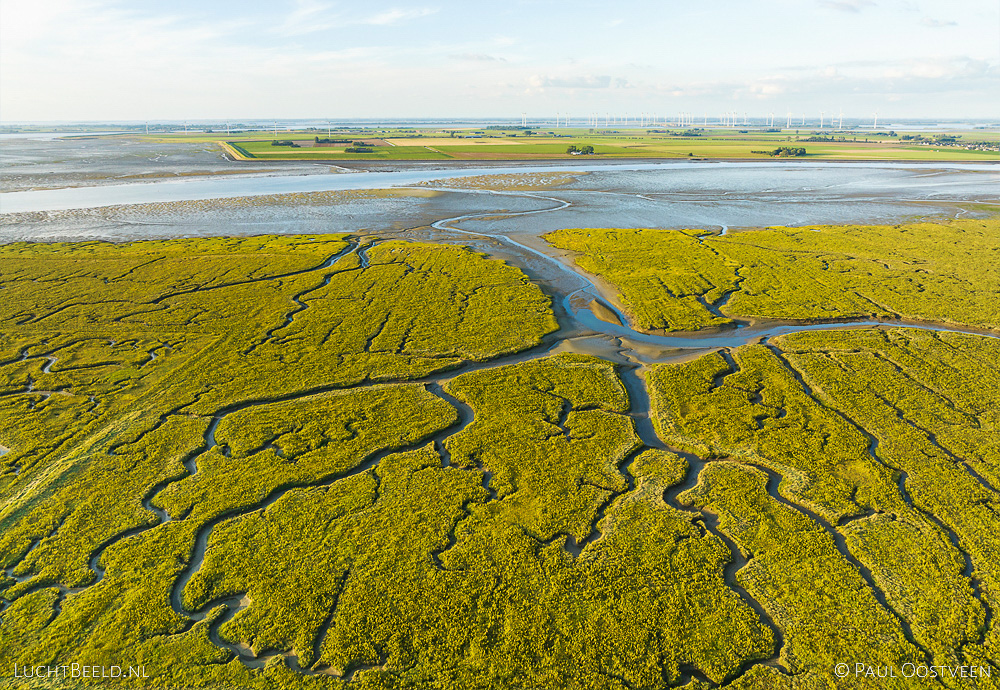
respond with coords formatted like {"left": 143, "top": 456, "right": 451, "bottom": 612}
{"left": 3, "top": 159, "right": 998, "bottom": 215}
{"left": 220, "top": 152, "right": 1000, "bottom": 168}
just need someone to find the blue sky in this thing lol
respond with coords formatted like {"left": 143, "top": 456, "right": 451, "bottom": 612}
{"left": 1, "top": 0, "right": 997, "bottom": 120}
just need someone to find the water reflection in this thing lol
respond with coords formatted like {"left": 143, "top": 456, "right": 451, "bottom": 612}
{"left": 2, "top": 160, "right": 996, "bottom": 213}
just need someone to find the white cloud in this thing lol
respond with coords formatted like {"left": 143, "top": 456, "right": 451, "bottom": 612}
{"left": 818, "top": 0, "right": 876, "bottom": 12}
{"left": 1, "top": 0, "right": 995, "bottom": 120}
{"left": 452, "top": 53, "right": 507, "bottom": 62}
{"left": 879, "top": 56, "right": 990, "bottom": 80}
{"left": 528, "top": 75, "right": 628, "bottom": 89}
{"left": 642, "top": 55, "right": 997, "bottom": 108}
{"left": 277, "top": 0, "right": 341, "bottom": 35}
{"left": 361, "top": 7, "right": 439, "bottom": 25}
{"left": 276, "top": 3, "right": 438, "bottom": 35}
{"left": 301, "top": 47, "right": 386, "bottom": 63}
{"left": 920, "top": 17, "right": 957, "bottom": 27}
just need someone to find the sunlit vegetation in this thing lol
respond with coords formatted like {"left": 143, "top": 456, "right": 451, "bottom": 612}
{"left": 777, "top": 328, "right": 1000, "bottom": 674}
{"left": 0, "top": 233, "right": 559, "bottom": 688}
{"left": 548, "top": 227, "right": 739, "bottom": 331}
{"left": 547, "top": 216, "right": 1000, "bottom": 331}
{"left": 164, "top": 356, "right": 775, "bottom": 687}
{"left": 235, "top": 140, "right": 452, "bottom": 160}
{"left": 191, "top": 126, "right": 1000, "bottom": 161}
{"left": 682, "top": 461, "right": 924, "bottom": 685}
{"left": 2, "top": 222, "right": 998, "bottom": 688}
{"left": 0, "top": 349, "right": 783, "bottom": 688}
{"left": 649, "top": 328, "right": 1000, "bottom": 683}
{"left": 0, "top": 233, "right": 554, "bottom": 568}
{"left": 443, "top": 354, "right": 639, "bottom": 541}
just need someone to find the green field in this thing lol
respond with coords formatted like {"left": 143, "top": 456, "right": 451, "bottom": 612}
{"left": 546, "top": 217, "right": 1000, "bottom": 332}
{"left": 1, "top": 221, "right": 998, "bottom": 688}
{"left": 130, "top": 125, "right": 1000, "bottom": 161}
{"left": 649, "top": 329, "right": 1000, "bottom": 683}
{"left": 233, "top": 141, "right": 452, "bottom": 160}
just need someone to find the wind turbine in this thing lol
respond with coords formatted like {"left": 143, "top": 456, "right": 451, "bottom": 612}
{"left": 820, "top": 111, "right": 825, "bottom": 129}
{"left": 786, "top": 112, "right": 792, "bottom": 129}
{"left": 873, "top": 112, "right": 879, "bottom": 129}
{"left": 839, "top": 110, "right": 844, "bottom": 130}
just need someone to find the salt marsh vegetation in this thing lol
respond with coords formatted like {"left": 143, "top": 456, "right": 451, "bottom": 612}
{"left": 547, "top": 217, "right": 1000, "bottom": 332}
{"left": 1, "top": 217, "right": 997, "bottom": 688}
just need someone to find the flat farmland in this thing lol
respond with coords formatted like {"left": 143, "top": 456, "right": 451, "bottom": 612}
{"left": 232, "top": 140, "right": 451, "bottom": 160}
{"left": 209, "top": 128, "right": 999, "bottom": 161}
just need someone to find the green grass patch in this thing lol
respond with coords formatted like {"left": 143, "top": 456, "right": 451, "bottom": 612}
{"left": 648, "top": 328, "right": 1000, "bottom": 677}
{"left": 233, "top": 140, "right": 452, "bottom": 160}
{"left": 547, "top": 217, "right": 1000, "bottom": 332}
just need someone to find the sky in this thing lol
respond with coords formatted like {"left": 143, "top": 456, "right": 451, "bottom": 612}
{"left": 1, "top": 0, "right": 998, "bottom": 121}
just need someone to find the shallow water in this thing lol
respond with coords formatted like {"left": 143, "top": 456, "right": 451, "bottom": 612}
{"left": 444, "top": 164, "right": 999, "bottom": 239}
{"left": 1, "top": 158, "right": 997, "bottom": 213}
{"left": 2, "top": 162, "right": 996, "bottom": 247}
{"left": 0, "top": 135, "right": 322, "bottom": 194}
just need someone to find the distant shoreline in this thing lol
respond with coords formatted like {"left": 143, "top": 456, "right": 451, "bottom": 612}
{"left": 218, "top": 152, "right": 1000, "bottom": 168}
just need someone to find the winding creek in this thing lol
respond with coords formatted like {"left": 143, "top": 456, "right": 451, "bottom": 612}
{"left": 2, "top": 164, "right": 999, "bottom": 683}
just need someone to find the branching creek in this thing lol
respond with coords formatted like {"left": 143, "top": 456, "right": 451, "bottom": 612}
{"left": 2, "top": 186, "right": 1000, "bottom": 686}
